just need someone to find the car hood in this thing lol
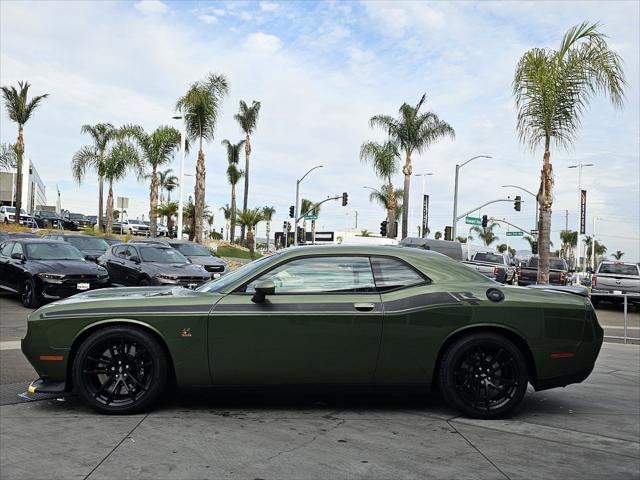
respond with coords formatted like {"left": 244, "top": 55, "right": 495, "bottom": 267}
{"left": 29, "top": 260, "right": 107, "bottom": 275}
{"left": 31, "top": 286, "right": 223, "bottom": 319}
{"left": 186, "top": 256, "right": 226, "bottom": 267}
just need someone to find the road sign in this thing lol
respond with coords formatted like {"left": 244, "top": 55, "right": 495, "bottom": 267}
{"left": 304, "top": 214, "right": 317, "bottom": 221}
{"left": 465, "top": 216, "right": 481, "bottom": 226}
{"left": 506, "top": 231, "right": 524, "bottom": 237}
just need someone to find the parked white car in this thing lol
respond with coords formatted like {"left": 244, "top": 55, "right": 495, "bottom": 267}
{"left": 0, "top": 206, "right": 37, "bottom": 227}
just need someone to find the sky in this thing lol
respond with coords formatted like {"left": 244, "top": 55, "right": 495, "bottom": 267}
{"left": 1, "top": 0, "right": 639, "bottom": 258}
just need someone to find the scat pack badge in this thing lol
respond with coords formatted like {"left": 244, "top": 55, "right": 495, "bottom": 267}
{"left": 180, "top": 328, "right": 193, "bottom": 338}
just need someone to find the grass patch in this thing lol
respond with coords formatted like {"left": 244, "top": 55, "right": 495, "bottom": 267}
{"left": 216, "top": 245, "right": 262, "bottom": 259}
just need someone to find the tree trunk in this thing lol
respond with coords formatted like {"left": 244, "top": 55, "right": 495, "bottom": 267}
{"left": 537, "top": 150, "right": 553, "bottom": 284}
{"left": 14, "top": 125, "right": 24, "bottom": 223}
{"left": 386, "top": 176, "right": 396, "bottom": 238}
{"left": 240, "top": 134, "right": 251, "bottom": 243}
{"left": 401, "top": 154, "right": 412, "bottom": 239}
{"left": 98, "top": 172, "right": 104, "bottom": 231}
{"left": 106, "top": 180, "right": 114, "bottom": 234}
{"left": 194, "top": 147, "right": 205, "bottom": 244}
{"left": 149, "top": 166, "right": 158, "bottom": 237}
{"left": 247, "top": 226, "right": 255, "bottom": 260}
{"left": 311, "top": 219, "right": 316, "bottom": 244}
{"left": 266, "top": 220, "right": 271, "bottom": 250}
{"left": 230, "top": 185, "right": 237, "bottom": 244}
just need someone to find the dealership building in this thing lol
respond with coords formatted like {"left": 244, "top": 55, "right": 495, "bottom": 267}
{"left": 0, "top": 157, "right": 47, "bottom": 213}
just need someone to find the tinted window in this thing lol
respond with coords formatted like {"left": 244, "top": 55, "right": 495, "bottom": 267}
{"left": 114, "top": 245, "right": 127, "bottom": 257}
{"left": 11, "top": 243, "right": 23, "bottom": 256}
{"left": 371, "top": 257, "right": 426, "bottom": 290}
{"left": 25, "top": 243, "right": 84, "bottom": 260}
{"left": 139, "top": 246, "right": 188, "bottom": 263}
{"left": 245, "top": 256, "right": 375, "bottom": 294}
{"left": 473, "top": 252, "right": 504, "bottom": 264}
{"left": 171, "top": 243, "right": 211, "bottom": 256}
{"left": 599, "top": 264, "right": 639, "bottom": 276}
{"left": 1, "top": 242, "right": 14, "bottom": 256}
{"left": 66, "top": 236, "right": 109, "bottom": 251}
{"left": 198, "top": 254, "right": 276, "bottom": 293}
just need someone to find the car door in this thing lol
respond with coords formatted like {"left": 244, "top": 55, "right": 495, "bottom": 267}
{"left": 209, "top": 255, "right": 383, "bottom": 385}
{"left": 6, "top": 243, "right": 26, "bottom": 291}
{"left": 370, "top": 255, "right": 475, "bottom": 385}
{"left": 0, "top": 242, "right": 14, "bottom": 288}
{"left": 123, "top": 245, "right": 143, "bottom": 285}
{"left": 106, "top": 245, "right": 127, "bottom": 285}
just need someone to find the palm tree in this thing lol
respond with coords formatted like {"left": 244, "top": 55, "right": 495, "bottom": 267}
{"left": 234, "top": 100, "right": 261, "bottom": 242}
{"left": 456, "top": 235, "right": 472, "bottom": 244}
{"left": 205, "top": 213, "right": 214, "bottom": 239}
{"left": 102, "top": 141, "right": 142, "bottom": 232}
{"left": 176, "top": 72, "right": 230, "bottom": 243}
{"left": 471, "top": 223, "right": 500, "bottom": 247}
{"left": 360, "top": 140, "right": 400, "bottom": 237}
{"left": 513, "top": 22, "right": 626, "bottom": 283}
{"left": 237, "top": 208, "right": 264, "bottom": 260}
{"left": 300, "top": 198, "right": 313, "bottom": 241}
{"left": 219, "top": 204, "right": 232, "bottom": 241}
{"left": 121, "top": 125, "right": 181, "bottom": 237}
{"left": 360, "top": 230, "right": 371, "bottom": 237}
{"left": 559, "top": 230, "right": 578, "bottom": 262}
{"left": 157, "top": 201, "right": 178, "bottom": 238}
{"left": 222, "top": 139, "right": 245, "bottom": 243}
{"left": 370, "top": 93, "right": 454, "bottom": 238}
{"left": 583, "top": 236, "right": 607, "bottom": 266}
{"left": 309, "top": 202, "right": 321, "bottom": 244}
{"left": 434, "top": 231, "right": 443, "bottom": 240}
{"left": 0, "top": 143, "right": 17, "bottom": 171}
{"left": 612, "top": 250, "right": 625, "bottom": 260}
{"left": 262, "top": 206, "right": 276, "bottom": 250}
{"left": 71, "top": 123, "right": 117, "bottom": 231}
{"left": 158, "top": 168, "right": 178, "bottom": 204}
{"left": 1, "top": 81, "right": 48, "bottom": 222}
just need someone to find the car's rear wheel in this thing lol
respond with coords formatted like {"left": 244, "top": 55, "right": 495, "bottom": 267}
{"left": 21, "top": 278, "right": 40, "bottom": 308}
{"left": 72, "top": 326, "right": 168, "bottom": 414}
{"left": 438, "top": 332, "right": 528, "bottom": 419}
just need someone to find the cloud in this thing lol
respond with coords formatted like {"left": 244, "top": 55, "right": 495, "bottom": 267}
{"left": 134, "top": 0, "right": 168, "bottom": 15}
{"left": 198, "top": 14, "right": 218, "bottom": 25}
{"left": 260, "top": 2, "right": 280, "bottom": 12}
{"left": 244, "top": 32, "right": 282, "bottom": 54}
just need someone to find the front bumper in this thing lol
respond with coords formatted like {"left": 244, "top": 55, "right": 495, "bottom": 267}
{"left": 39, "top": 277, "right": 110, "bottom": 300}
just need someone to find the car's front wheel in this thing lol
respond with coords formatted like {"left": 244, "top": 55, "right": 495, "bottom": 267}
{"left": 438, "top": 332, "right": 528, "bottom": 419}
{"left": 21, "top": 278, "right": 40, "bottom": 308}
{"left": 72, "top": 326, "right": 168, "bottom": 414}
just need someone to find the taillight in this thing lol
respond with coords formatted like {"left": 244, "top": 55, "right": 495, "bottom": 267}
{"left": 560, "top": 271, "right": 565, "bottom": 284}
{"left": 516, "top": 267, "right": 522, "bottom": 279}
{"left": 493, "top": 266, "right": 500, "bottom": 278}
{"left": 592, "top": 275, "right": 597, "bottom": 287}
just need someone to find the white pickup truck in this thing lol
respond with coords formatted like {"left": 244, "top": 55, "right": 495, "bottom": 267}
{"left": 591, "top": 261, "right": 640, "bottom": 311}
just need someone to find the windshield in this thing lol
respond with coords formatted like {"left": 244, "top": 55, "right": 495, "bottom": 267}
{"left": 26, "top": 243, "right": 84, "bottom": 260}
{"left": 5, "top": 207, "right": 27, "bottom": 214}
{"left": 197, "top": 254, "right": 277, "bottom": 293}
{"left": 473, "top": 252, "right": 504, "bottom": 264}
{"left": 140, "top": 246, "right": 188, "bottom": 263}
{"left": 66, "top": 236, "right": 109, "bottom": 251}
{"left": 172, "top": 242, "right": 211, "bottom": 256}
{"left": 599, "top": 263, "right": 639, "bottom": 276}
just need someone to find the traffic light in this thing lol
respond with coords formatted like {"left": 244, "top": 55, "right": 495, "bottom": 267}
{"left": 481, "top": 215, "right": 488, "bottom": 227}
{"left": 283, "top": 221, "right": 288, "bottom": 232}
{"left": 532, "top": 241, "right": 538, "bottom": 255}
{"left": 514, "top": 195, "right": 522, "bottom": 211}
{"left": 380, "top": 220, "right": 388, "bottom": 236}
{"left": 289, "top": 206, "right": 294, "bottom": 218}
{"left": 342, "top": 192, "right": 348, "bottom": 207}
{"left": 444, "top": 226, "right": 452, "bottom": 241}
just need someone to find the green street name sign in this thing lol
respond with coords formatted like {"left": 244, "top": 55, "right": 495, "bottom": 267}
{"left": 304, "top": 214, "right": 317, "bottom": 221}
{"left": 465, "top": 216, "right": 481, "bottom": 225}
{"left": 506, "top": 231, "right": 524, "bottom": 237}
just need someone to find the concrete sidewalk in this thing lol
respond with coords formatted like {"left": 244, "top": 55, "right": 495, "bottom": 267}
{"left": 1, "top": 343, "right": 638, "bottom": 479}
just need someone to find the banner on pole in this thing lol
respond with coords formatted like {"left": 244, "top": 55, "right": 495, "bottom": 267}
{"left": 422, "top": 195, "right": 429, "bottom": 237}
{"left": 580, "top": 190, "right": 587, "bottom": 235}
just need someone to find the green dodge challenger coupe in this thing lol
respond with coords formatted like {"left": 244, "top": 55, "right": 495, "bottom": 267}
{"left": 22, "top": 246, "right": 603, "bottom": 418}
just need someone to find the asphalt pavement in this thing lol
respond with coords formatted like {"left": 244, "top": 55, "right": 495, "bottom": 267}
{"left": 0, "top": 292, "right": 639, "bottom": 479}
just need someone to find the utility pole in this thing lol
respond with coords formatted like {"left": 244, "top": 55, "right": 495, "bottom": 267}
{"left": 355, "top": 211, "right": 358, "bottom": 229}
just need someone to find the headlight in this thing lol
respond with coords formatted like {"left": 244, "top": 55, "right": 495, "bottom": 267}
{"left": 37, "top": 273, "right": 66, "bottom": 283}
{"left": 155, "top": 273, "right": 178, "bottom": 280}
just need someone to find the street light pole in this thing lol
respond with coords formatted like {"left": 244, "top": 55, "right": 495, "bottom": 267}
{"left": 452, "top": 155, "right": 491, "bottom": 239}
{"left": 414, "top": 172, "right": 433, "bottom": 238}
{"left": 501, "top": 184, "right": 538, "bottom": 233}
{"left": 172, "top": 112, "right": 194, "bottom": 240}
{"left": 568, "top": 162, "right": 594, "bottom": 270}
{"left": 294, "top": 165, "right": 323, "bottom": 246}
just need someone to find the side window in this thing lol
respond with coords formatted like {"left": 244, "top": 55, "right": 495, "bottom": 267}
{"left": 11, "top": 243, "right": 24, "bottom": 257}
{"left": 370, "top": 256, "right": 426, "bottom": 291}
{"left": 244, "top": 256, "right": 376, "bottom": 294}
{"left": 1, "top": 242, "right": 14, "bottom": 256}
{"left": 125, "top": 246, "right": 138, "bottom": 259}
{"left": 114, "top": 245, "right": 127, "bottom": 258}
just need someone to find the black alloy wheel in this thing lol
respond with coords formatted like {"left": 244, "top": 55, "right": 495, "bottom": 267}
{"left": 439, "top": 332, "right": 528, "bottom": 419}
{"left": 21, "top": 278, "right": 40, "bottom": 308}
{"left": 72, "top": 326, "right": 167, "bottom": 414}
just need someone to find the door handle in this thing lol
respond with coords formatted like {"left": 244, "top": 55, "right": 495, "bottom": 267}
{"left": 353, "top": 303, "right": 375, "bottom": 312}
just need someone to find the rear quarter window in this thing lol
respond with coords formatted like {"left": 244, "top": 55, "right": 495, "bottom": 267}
{"left": 370, "top": 256, "right": 427, "bottom": 291}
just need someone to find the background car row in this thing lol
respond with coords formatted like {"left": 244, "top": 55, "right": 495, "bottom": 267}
{"left": 0, "top": 232, "right": 227, "bottom": 307}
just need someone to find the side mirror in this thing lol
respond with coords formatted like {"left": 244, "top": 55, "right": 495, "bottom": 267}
{"left": 252, "top": 279, "right": 275, "bottom": 303}
{"left": 11, "top": 252, "right": 24, "bottom": 261}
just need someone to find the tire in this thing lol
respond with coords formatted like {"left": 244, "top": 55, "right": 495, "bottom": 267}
{"left": 438, "top": 332, "right": 528, "bottom": 419}
{"left": 138, "top": 278, "right": 151, "bottom": 287}
{"left": 21, "top": 278, "right": 41, "bottom": 308}
{"left": 72, "top": 326, "right": 168, "bottom": 414}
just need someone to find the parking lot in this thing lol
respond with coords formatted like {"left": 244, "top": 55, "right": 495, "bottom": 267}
{"left": 1, "top": 292, "right": 638, "bottom": 479}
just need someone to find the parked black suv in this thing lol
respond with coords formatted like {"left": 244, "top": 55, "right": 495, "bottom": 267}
{"left": 99, "top": 243, "right": 210, "bottom": 287}
{"left": 32, "top": 210, "right": 63, "bottom": 229}
{"left": 61, "top": 212, "right": 93, "bottom": 231}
